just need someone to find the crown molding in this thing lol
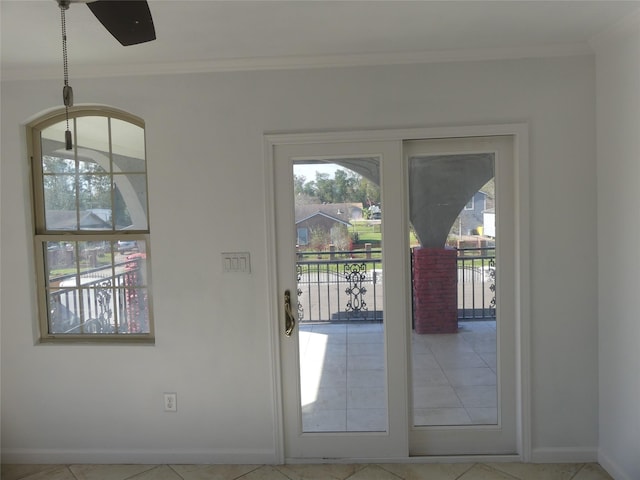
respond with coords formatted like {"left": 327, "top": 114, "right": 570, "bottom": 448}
{"left": 1, "top": 43, "right": 593, "bottom": 82}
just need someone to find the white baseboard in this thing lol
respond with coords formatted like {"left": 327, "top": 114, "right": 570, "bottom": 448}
{"left": 284, "top": 454, "right": 523, "bottom": 465}
{"left": 1, "top": 448, "right": 278, "bottom": 465}
{"left": 530, "top": 447, "right": 598, "bottom": 464}
{"left": 598, "top": 449, "right": 634, "bottom": 480}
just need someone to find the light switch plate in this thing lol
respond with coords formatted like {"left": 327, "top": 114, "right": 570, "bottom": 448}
{"left": 221, "top": 252, "right": 251, "bottom": 273}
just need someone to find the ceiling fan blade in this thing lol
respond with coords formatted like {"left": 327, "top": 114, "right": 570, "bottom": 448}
{"left": 86, "top": 0, "right": 155, "bottom": 46}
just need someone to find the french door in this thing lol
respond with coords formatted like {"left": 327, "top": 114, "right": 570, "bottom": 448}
{"left": 268, "top": 131, "right": 520, "bottom": 461}
{"left": 272, "top": 140, "right": 409, "bottom": 459}
{"left": 405, "top": 136, "right": 517, "bottom": 456}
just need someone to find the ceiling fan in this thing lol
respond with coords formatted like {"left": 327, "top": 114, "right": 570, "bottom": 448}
{"left": 56, "top": 0, "right": 156, "bottom": 149}
{"left": 58, "top": 0, "right": 156, "bottom": 46}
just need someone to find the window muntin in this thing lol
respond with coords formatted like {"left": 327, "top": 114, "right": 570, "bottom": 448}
{"left": 30, "top": 108, "right": 153, "bottom": 342}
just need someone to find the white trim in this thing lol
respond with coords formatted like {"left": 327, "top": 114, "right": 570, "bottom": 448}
{"left": 598, "top": 449, "right": 635, "bottom": 480}
{"left": 266, "top": 124, "right": 529, "bottom": 146}
{"left": 530, "top": 447, "right": 598, "bottom": 464}
{"left": 285, "top": 454, "right": 523, "bottom": 465}
{"left": 263, "top": 135, "right": 285, "bottom": 464}
{"left": 514, "top": 127, "right": 532, "bottom": 462}
{"left": 1, "top": 43, "right": 593, "bottom": 82}
{"left": 264, "top": 124, "right": 530, "bottom": 460}
{"left": 1, "top": 448, "right": 278, "bottom": 466}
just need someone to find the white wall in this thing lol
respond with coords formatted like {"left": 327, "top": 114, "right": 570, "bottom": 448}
{"left": 1, "top": 56, "right": 599, "bottom": 463}
{"left": 594, "top": 12, "right": 640, "bottom": 480}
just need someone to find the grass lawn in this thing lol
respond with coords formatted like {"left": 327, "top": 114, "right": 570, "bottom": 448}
{"left": 351, "top": 221, "right": 420, "bottom": 246}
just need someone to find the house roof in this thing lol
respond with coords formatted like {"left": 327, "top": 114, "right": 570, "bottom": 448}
{"left": 295, "top": 203, "right": 362, "bottom": 223}
{"left": 45, "top": 210, "right": 112, "bottom": 230}
{"left": 295, "top": 211, "right": 351, "bottom": 228}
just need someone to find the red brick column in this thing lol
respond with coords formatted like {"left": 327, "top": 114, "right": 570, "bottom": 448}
{"left": 412, "top": 247, "right": 458, "bottom": 334}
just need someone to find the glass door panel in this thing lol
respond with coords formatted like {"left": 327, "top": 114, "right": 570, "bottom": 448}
{"left": 293, "top": 160, "right": 385, "bottom": 433}
{"left": 273, "top": 140, "right": 407, "bottom": 460}
{"left": 408, "top": 153, "right": 497, "bottom": 428}
{"left": 405, "top": 136, "right": 516, "bottom": 456}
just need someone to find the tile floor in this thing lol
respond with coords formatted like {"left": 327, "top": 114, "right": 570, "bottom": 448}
{"left": 299, "top": 320, "right": 497, "bottom": 432}
{"left": 6, "top": 322, "right": 610, "bottom": 480}
{"left": 0, "top": 462, "right": 615, "bottom": 480}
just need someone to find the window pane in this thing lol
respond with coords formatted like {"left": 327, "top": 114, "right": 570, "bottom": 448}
{"left": 76, "top": 116, "right": 110, "bottom": 173}
{"left": 48, "top": 288, "right": 81, "bottom": 334}
{"left": 115, "top": 240, "right": 149, "bottom": 333}
{"left": 79, "top": 283, "right": 116, "bottom": 334}
{"left": 115, "top": 288, "right": 150, "bottom": 333}
{"left": 42, "top": 155, "right": 75, "bottom": 174}
{"left": 78, "top": 174, "right": 113, "bottom": 230}
{"left": 44, "top": 175, "right": 77, "bottom": 230}
{"left": 78, "top": 240, "right": 113, "bottom": 274}
{"left": 293, "top": 159, "right": 385, "bottom": 433}
{"left": 114, "top": 173, "right": 148, "bottom": 230}
{"left": 111, "top": 118, "right": 145, "bottom": 173}
{"left": 45, "top": 241, "right": 76, "bottom": 286}
{"left": 41, "top": 121, "right": 75, "bottom": 170}
{"left": 43, "top": 238, "right": 149, "bottom": 335}
{"left": 409, "top": 152, "right": 498, "bottom": 427}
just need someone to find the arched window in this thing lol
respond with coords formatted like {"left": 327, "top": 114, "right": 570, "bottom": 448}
{"left": 28, "top": 107, "right": 154, "bottom": 343}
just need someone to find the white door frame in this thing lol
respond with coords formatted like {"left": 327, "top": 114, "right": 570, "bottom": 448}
{"left": 264, "top": 124, "right": 531, "bottom": 463}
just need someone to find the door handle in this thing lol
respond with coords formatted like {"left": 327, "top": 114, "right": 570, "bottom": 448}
{"left": 284, "top": 289, "right": 295, "bottom": 337}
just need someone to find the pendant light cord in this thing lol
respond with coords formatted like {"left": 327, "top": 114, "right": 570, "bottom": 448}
{"left": 60, "top": 1, "right": 73, "bottom": 149}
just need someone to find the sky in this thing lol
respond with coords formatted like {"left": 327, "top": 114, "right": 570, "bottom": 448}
{"left": 293, "top": 162, "right": 342, "bottom": 182}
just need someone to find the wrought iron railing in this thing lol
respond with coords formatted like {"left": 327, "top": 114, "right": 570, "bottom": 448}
{"left": 296, "top": 246, "right": 495, "bottom": 324}
{"left": 456, "top": 246, "right": 496, "bottom": 320}
{"left": 48, "top": 258, "right": 147, "bottom": 334}
{"left": 296, "top": 249, "right": 383, "bottom": 323}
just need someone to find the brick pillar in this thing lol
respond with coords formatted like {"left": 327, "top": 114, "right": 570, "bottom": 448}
{"left": 412, "top": 247, "right": 458, "bottom": 334}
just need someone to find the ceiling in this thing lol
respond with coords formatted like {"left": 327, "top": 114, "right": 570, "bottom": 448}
{"left": 2, "top": 0, "right": 639, "bottom": 81}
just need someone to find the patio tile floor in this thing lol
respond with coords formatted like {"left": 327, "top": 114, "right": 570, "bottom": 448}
{"left": 299, "top": 320, "right": 497, "bottom": 431}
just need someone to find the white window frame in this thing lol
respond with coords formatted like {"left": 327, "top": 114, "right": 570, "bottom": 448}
{"left": 464, "top": 195, "right": 475, "bottom": 210}
{"left": 27, "top": 106, "right": 154, "bottom": 344}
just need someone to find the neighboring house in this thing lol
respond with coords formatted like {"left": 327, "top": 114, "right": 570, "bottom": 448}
{"left": 482, "top": 208, "right": 496, "bottom": 238}
{"left": 87, "top": 208, "right": 112, "bottom": 224}
{"left": 45, "top": 210, "right": 112, "bottom": 230}
{"left": 459, "top": 191, "right": 494, "bottom": 235}
{"left": 296, "top": 211, "right": 351, "bottom": 247}
{"left": 295, "top": 203, "right": 361, "bottom": 247}
{"left": 295, "top": 203, "right": 363, "bottom": 223}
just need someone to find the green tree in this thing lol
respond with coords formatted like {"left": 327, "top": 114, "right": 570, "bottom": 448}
{"left": 293, "top": 167, "right": 380, "bottom": 207}
{"left": 42, "top": 154, "right": 134, "bottom": 228}
{"left": 309, "top": 227, "right": 330, "bottom": 252}
{"left": 315, "top": 172, "right": 334, "bottom": 203}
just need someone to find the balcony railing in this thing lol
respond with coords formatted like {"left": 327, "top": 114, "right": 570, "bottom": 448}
{"left": 296, "top": 249, "right": 383, "bottom": 323}
{"left": 456, "top": 246, "right": 496, "bottom": 320}
{"left": 48, "top": 258, "right": 148, "bottom": 334}
{"left": 296, "top": 246, "right": 495, "bottom": 324}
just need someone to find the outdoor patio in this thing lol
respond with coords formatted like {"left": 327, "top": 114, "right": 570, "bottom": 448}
{"left": 298, "top": 320, "right": 497, "bottom": 432}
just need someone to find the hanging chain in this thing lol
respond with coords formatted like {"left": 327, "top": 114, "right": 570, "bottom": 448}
{"left": 60, "top": 1, "right": 73, "bottom": 149}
